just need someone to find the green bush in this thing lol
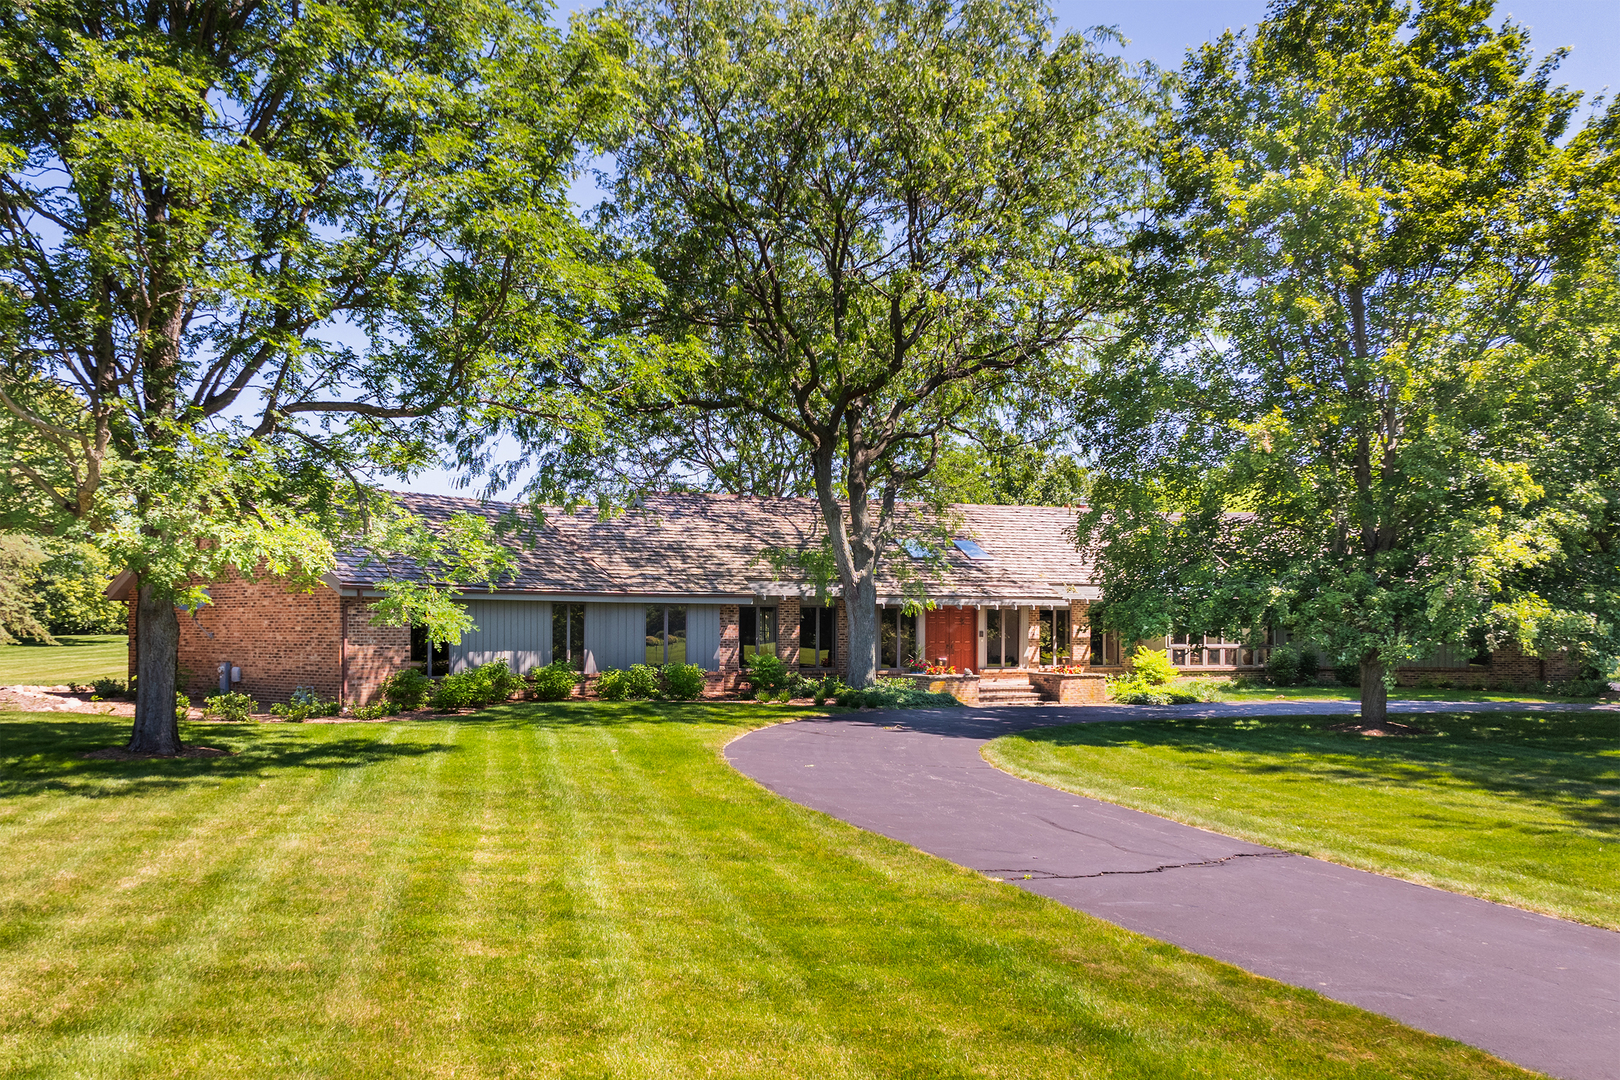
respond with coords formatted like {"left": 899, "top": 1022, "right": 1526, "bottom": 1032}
{"left": 1333, "top": 660, "right": 1361, "bottom": 687}
{"left": 744, "top": 652, "right": 789, "bottom": 695}
{"left": 595, "top": 669, "right": 628, "bottom": 701}
{"left": 1297, "top": 650, "right": 1321, "bottom": 682}
{"left": 350, "top": 701, "right": 391, "bottom": 721}
{"left": 624, "top": 664, "right": 660, "bottom": 700}
{"left": 91, "top": 676, "right": 128, "bottom": 700}
{"left": 1265, "top": 648, "right": 1300, "bottom": 686}
{"left": 662, "top": 663, "right": 707, "bottom": 701}
{"left": 1110, "top": 686, "right": 1202, "bottom": 705}
{"left": 270, "top": 685, "right": 340, "bottom": 722}
{"left": 382, "top": 667, "right": 432, "bottom": 711}
{"left": 429, "top": 660, "right": 524, "bottom": 712}
{"left": 832, "top": 679, "right": 961, "bottom": 710}
{"left": 203, "top": 691, "right": 258, "bottom": 722}
{"left": 1127, "top": 646, "right": 1178, "bottom": 686}
{"left": 529, "top": 660, "right": 583, "bottom": 702}
{"left": 176, "top": 691, "right": 191, "bottom": 722}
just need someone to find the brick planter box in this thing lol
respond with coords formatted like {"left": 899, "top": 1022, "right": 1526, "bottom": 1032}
{"left": 895, "top": 673, "right": 980, "bottom": 705}
{"left": 1028, "top": 671, "right": 1109, "bottom": 704}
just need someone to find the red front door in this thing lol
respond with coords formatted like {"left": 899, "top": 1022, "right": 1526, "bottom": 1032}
{"left": 925, "top": 607, "right": 979, "bottom": 672}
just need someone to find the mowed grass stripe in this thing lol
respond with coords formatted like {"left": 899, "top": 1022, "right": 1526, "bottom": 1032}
{"left": 598, "top": 724, "right": 866, "bottom": 1076}
{"left": 36, "top": 725, "right": 418, "bottom": 1077}
{"left": 0, "top": 707, "right": 1536, "bottom": 1079}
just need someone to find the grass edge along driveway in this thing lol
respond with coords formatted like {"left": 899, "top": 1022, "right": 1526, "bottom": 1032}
{"left": 984, "top": 709, "right": 1620, "bottom": 930}
{"left": 0, "top": 703, "right": 1545, "bottom": 1079}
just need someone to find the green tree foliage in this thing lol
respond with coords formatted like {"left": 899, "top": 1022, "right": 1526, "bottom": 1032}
{"left": 1081, "top": 0, "right": 1620, "bottom": 721}
{"left": 566, "top": 0, "right": 1157, "bottom": 685}
{"left": 0, "top": 532, "right": 50, "bottom": 643}
{"left": 0, "top": 1, "right": 630, "bottom": 750}
{"left": 30, "top": 539, "right": 126, "bottom": 634}
{"left": 928, "top": 432, "right": 1090, "bottom": 508}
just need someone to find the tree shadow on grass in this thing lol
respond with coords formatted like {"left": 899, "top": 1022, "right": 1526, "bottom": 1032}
{"left": 1011, "top": 711, "right": 1620, "bottom": 834}
{"left": 459, "top": 699, "right": 831, "bottom": 731}
{"left": 0, "top": 713, "right": 457, "bottom": 800}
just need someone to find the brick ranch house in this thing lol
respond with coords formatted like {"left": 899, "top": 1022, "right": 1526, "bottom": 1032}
{"left": 111, "top": 492, "right": 1567, "bottom": 705}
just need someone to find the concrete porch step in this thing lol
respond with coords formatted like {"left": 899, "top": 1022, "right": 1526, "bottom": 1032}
{"left": 977, "top": 678, "right": 1047, "bottom": 706}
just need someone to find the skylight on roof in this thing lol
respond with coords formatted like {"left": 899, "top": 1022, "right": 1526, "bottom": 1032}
{"left": 953, "top": 537, "right": 992, "bottom": 560}
{"left": 900, "top": 538, "right": 932, "bottom": 559}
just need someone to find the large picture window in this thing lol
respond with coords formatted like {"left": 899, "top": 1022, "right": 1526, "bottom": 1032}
{"left": 740, "top": 605, "right": 776, "bottom": 668}
{"left": 1171, "top": 630, "right": 1256, "bottom": 668}
{"left": 645, "top": 604, "right": 688, "bottom": 665}
{"left": 984, "top": 608, "right": 1017, "bottom": 668}
{"left": 1089, "top": 625, "right": 1118, "bottom": 666}
{"left": 799, "top": 603, "right": 837, "bottom": 668}
{"left": 1036, "top": 607, "right": 1071, "bottom": 667}
{"left": 410, "top": 624, "right": 450, "bottom": 676}
{"left": 552, "top": 603, "right": 586, "bottom": 669}
{"left": 878, "top": 607, "right": 916, "bottom": 669}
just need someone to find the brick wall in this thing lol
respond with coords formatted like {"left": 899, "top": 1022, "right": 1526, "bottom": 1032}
{"left": 777, "top": 596, "right": 801, "bottom": 668}
{"left": 166, "top": 571, "right": 342, "bottom": 704}
{"left": 710, "top": 604, "right": 744, "bottom": 694}
{"left": 343, "top": 599, "right": 411, "bottom": 704}
{"left": 1396, "top": 643, "right": 1574, "bottom": 687}
{"left": 1069, "top": 600, "right": 1089, "bottom": 665}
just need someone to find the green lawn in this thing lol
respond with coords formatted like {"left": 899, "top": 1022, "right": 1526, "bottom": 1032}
{"left": 0, "top": 633, "right": 127, "bottom": 685}
{"left": 0, "top": 705, "right": 1535, "bottom": 1079}
{"left": 1173, "top": 676, "right": 1597, "bottom": 705}
{"left": 985, "top": 710, "right": 1620, "bottom": 930}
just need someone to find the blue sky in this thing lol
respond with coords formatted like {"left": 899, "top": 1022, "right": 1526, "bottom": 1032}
{"left": 1051, "top": 0, "right": 1616, "bottom": 99}
{"left": 399, "top": 0, "right": 1618, "bottom": 500}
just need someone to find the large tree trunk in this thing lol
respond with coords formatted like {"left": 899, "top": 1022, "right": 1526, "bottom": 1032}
{"left": 812, "top": 443, "right": 885, "bottom": 688}
{"left": 844, "top": 570, "right": 879, "bottom": 688}
{"left": 1359, "top": 650, "right": 1388, "bottom": 726}
{"left": 130, "top": 579, "right": 182, "bottom": 755}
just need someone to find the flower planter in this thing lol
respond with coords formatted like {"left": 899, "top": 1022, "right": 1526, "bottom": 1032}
{"left": 1027, "top": 671, "right": 1109, "bottom": 704}
{"left": 895, "top": 673, "right": 980, "bottom": 705}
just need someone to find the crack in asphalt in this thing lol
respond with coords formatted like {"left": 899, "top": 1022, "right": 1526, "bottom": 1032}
{"left": 983, "top": 850, "right": 1295, "bottom": 881}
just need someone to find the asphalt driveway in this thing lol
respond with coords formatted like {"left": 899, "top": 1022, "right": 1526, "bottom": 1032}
{"left": 726, "top": 700, "right": 1620, "bottom": 1080}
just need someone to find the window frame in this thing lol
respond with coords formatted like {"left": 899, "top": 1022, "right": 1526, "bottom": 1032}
{"left": 644, "top": 604, "right": 689, "bottom": 666}
{"left": 740, "top": 604, "right": 776, "bottom": 668}
{"left": 799, "top": 601, "right": 837, "bottom": 669}
{"left": 552, "top": 603, "right": 586, "bottom": 670}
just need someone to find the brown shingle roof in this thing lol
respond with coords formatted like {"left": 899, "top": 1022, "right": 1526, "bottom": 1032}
{"left": 335, "top": 491, "right": 1096, "bottom": 605}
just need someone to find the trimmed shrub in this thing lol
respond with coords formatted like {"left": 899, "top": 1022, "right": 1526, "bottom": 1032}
{"left": 832, "top": 679, "right": 960, "bottom": 710}
{"left": 1297, "top": 650, "right": 1321, "bottom": 682}
{"left": 1333, "top": 660, "right": 1361, "bottom": 687}
{"left": 271, "top": 685, "right": 339, "bottom": 722}
{"left": 203, "top": 691, "right": 258, "bottom": 722}
{"left": 743, "top": 652, "right": 790, "bottom": 695}
{"left": 1127, "top": 646, "right": 1178, "bottom": 686}
{"left": 1110, "top": 686, "right": 1202, "bottom": 705}
{"left": 624, "top": 664, "right": 660, "bottom": 700}
{"left": 662, "top": 663, "right": 706, "bottom": 701}
{"left": 1265, "top": 648, "right": 1301, "bottom": 686}
{"left": 91, "top": 676, "right": 128, "bottom": 700}
{"left": 429, "top": 660, "right": 523, "bottom": 712}
{"left": 530, "top": 661, "right": 583, "bottom": 702}
{"left": 382, "top": 667, "right": 432, "bottom": 711}
{"left": 595, "top": 669, "right": 628, "bottom": 701}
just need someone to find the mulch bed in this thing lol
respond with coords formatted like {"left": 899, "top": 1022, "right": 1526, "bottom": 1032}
{"left": 79, "top": 745, "right": 232, "bottom": 761}
{"left": 1327, "top": 720, "right": 1435, "bottom": 737}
